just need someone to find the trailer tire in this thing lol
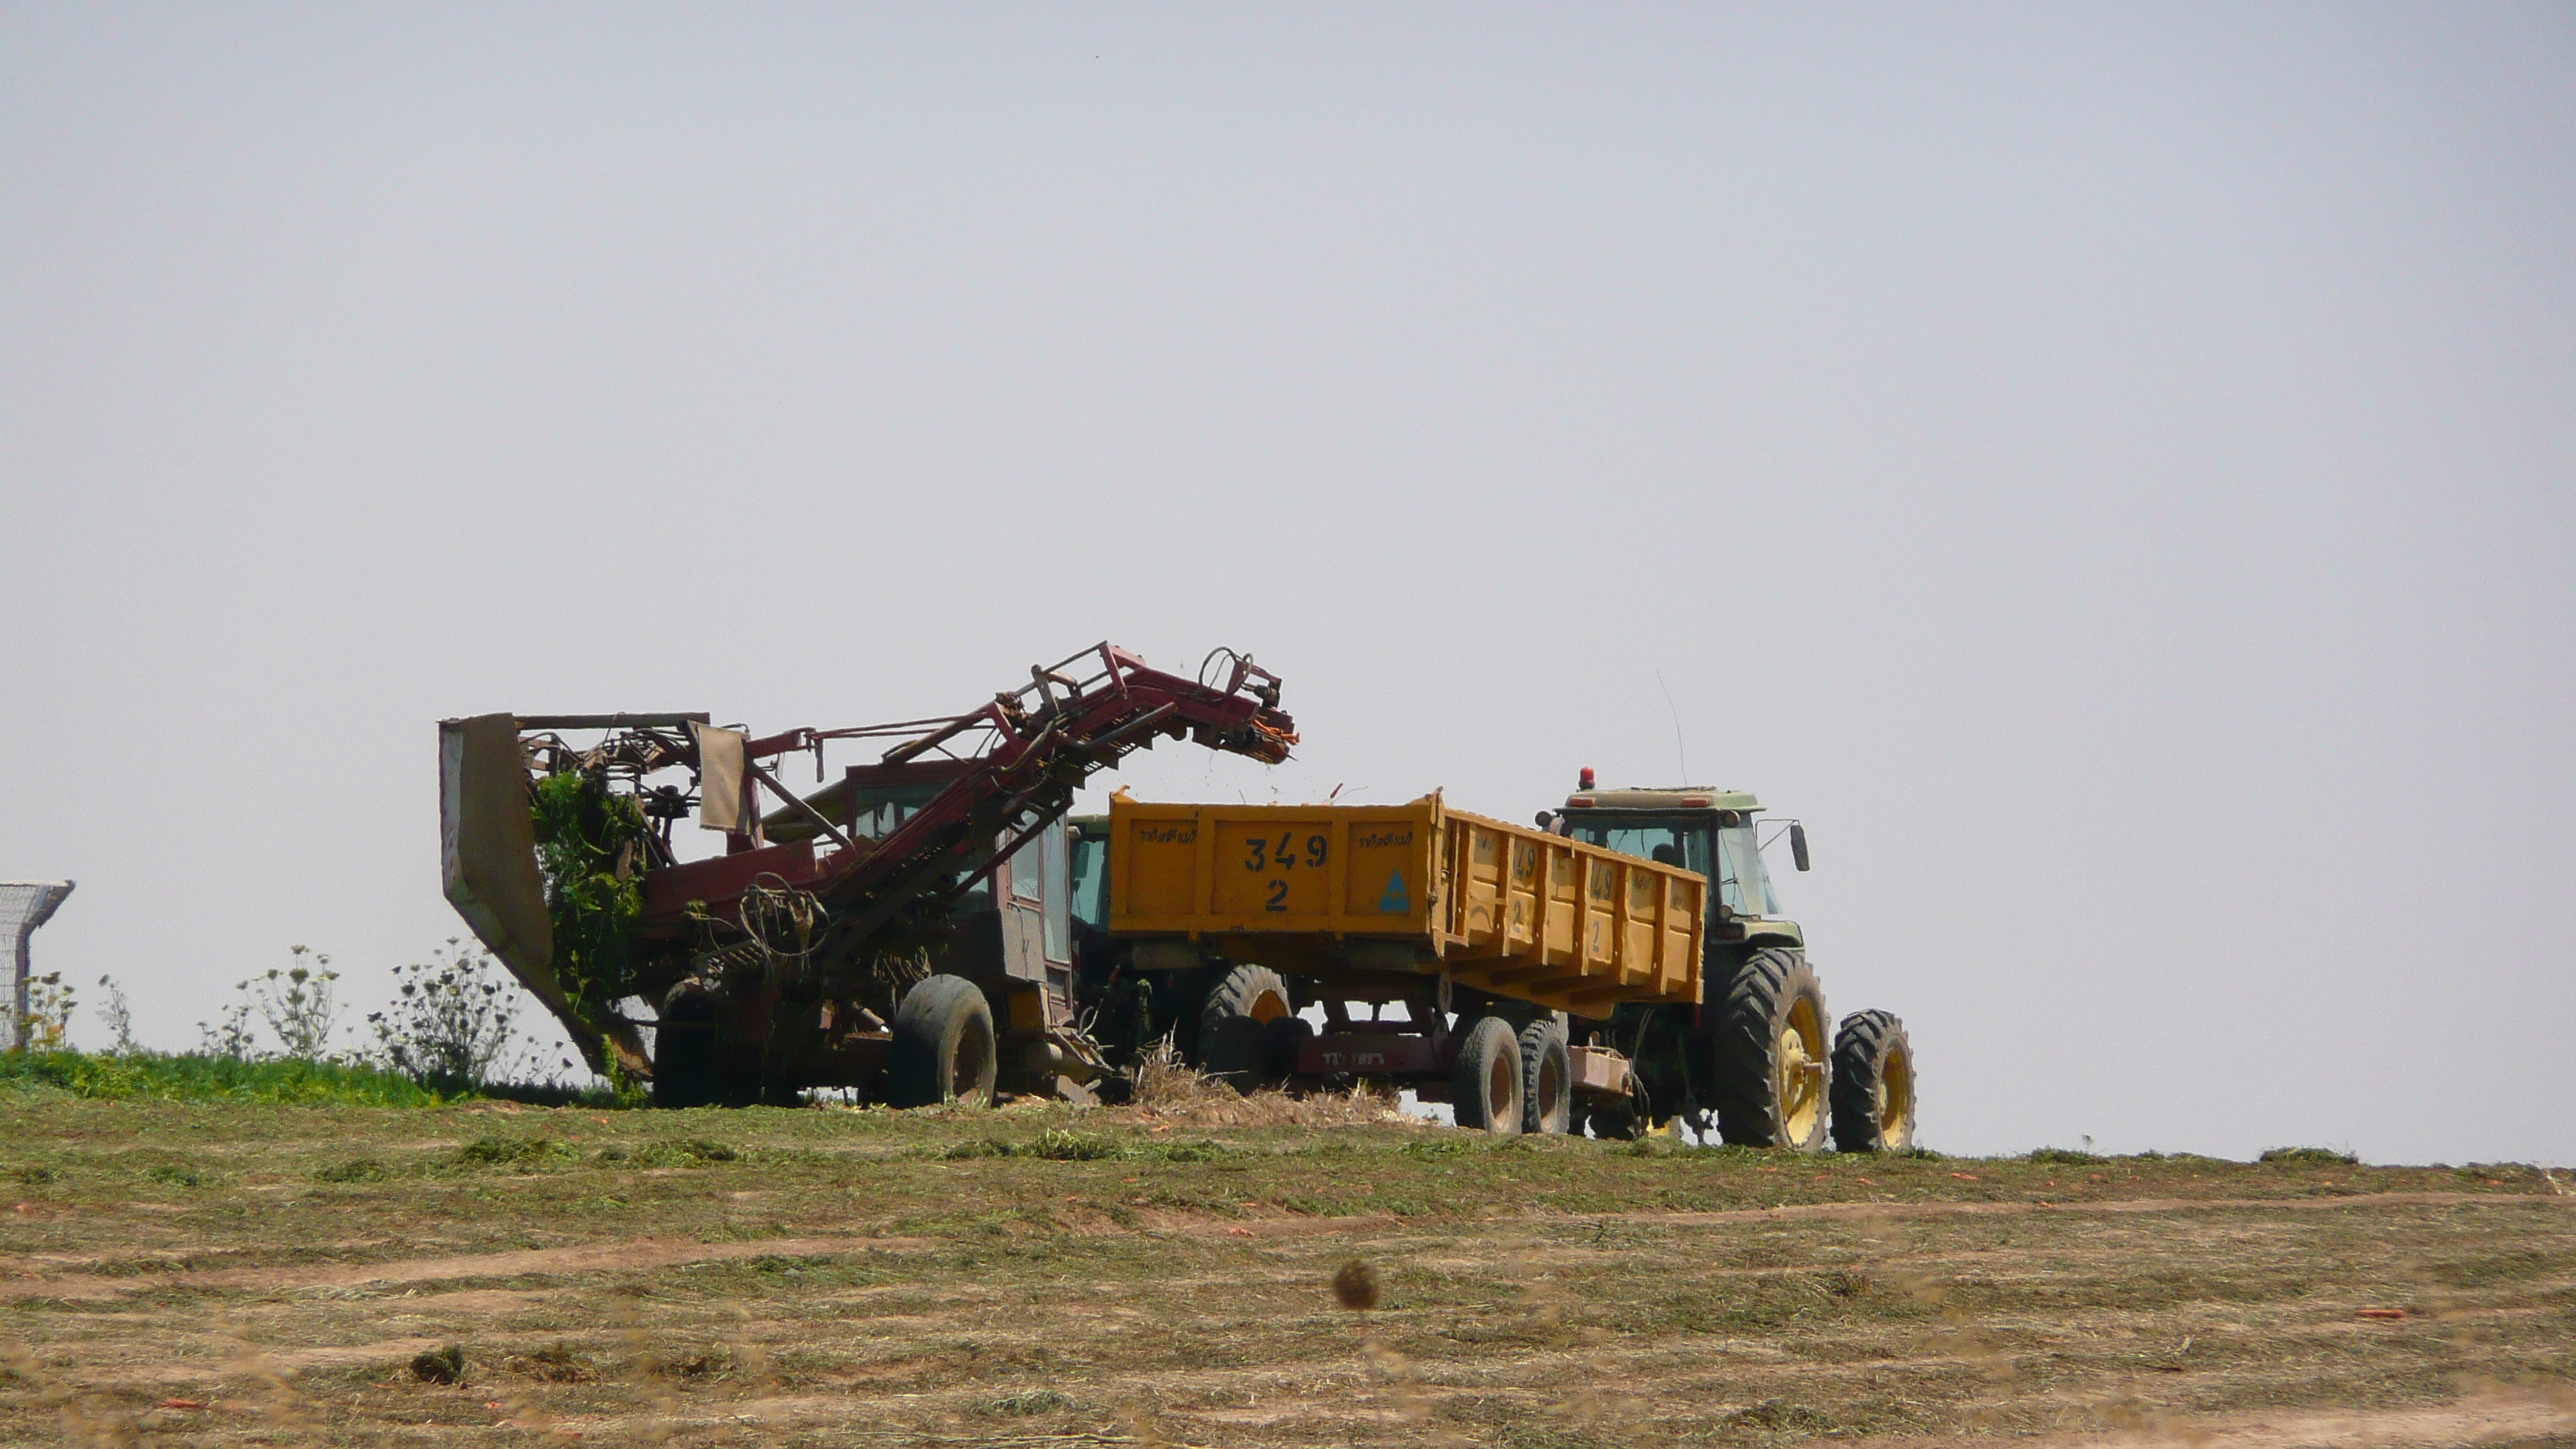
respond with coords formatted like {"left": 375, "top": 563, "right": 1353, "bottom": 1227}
{"left": 1452, "top": 1016, "right": 1525, "bottom": 1135}
{"left": 1200, "top": 964, "right": 1297, "bottom": 1093}
{"left": 1519, "top": 1016, "right": 1571, "bottom": 1135}
{"left": 1829, "top": 1009, "right": 1917, "bottom": 1153}
{"left": 889, "top": 975, "right": 998, "bottom": 1108}
{"left": 1708, "top": 948, "right": 1831, "bottom": 1151}
{"left": 1267, "top": 1013, "right": 1315, "bottom": 1087}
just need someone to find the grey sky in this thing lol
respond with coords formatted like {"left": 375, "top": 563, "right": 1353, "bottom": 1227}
{"left": 4, "top": 5, "right": 2568, "bottom": 1163}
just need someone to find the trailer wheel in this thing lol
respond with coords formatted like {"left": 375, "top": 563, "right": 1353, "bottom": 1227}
{"left": 1709, "top": 948, "right": 1830, "bottom": 1151}
{"left": 1829, "top": 1009, "right": 1917, "bottom": 1153}
{"left": 889, "top": 975, "right": 998, "bottom": 1108}
{"left": 1268, "top": 1013, "right": 1315, "bottom": 1088}
{"left": 1452, "top": 1016, "right": 1525, "bottom": 1134}
{"left": 1200, "top": 964, "right": 1297, "bottom": 1092}
{"left": 1519, "top": 1016, "right": 1571, "bottom": 1135}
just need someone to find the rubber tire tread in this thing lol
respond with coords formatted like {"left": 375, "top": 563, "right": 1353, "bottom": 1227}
{"left": 652, "top": 1023, "right": 720, "bottom": 1109}
{"left": 1198, "top": 964, "right": 1294, "bottom": 1093}
{"left": 1708, "top": 947, "right": 1830, "bottom": 1150}
{"left": 1452, "top": 1016, "right": 1524, "bottom": 1134}
{"left": 1518, "top": 1015, "right": 1571, "bottom": 1135}
{"left": 888, "top": 975, "right": 998, "bottom": 1108}
{"left": 1829, "top": 1009, "right": 1915, "bottom": 1153}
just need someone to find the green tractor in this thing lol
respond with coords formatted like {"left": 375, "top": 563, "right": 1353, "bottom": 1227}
{"left": 1545, "top": 770, "right": 1915, "bottom": 1151}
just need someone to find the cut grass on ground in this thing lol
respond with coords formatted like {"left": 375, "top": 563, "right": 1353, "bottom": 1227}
{"left": 0, "top": 1094, "right": 2568, "bottom": 1447}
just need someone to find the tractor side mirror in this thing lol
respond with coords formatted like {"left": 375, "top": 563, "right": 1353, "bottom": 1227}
{"left": 1790, "top": 821, "right": 1811, "bottom": 872}
{"left": 1533, "top": 810, "right": 1554, "bottom": 831}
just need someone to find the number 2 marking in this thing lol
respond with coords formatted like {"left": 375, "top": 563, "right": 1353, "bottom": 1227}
{"left": 1266, "top": 879, "right": 1288, "bottom": 912}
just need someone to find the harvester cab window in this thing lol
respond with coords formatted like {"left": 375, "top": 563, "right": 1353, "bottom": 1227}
{"left": 951, "top": 828, "right": 1000, "bottom": 913}
{"left": 1039, "top": 820, "right": 1070, "bottom": 964}
{"left": 850, "top": 783, "right": 940, "bottom": 841}
{"left": 1009, "top": 820, "right": 1047, "bottom": 902}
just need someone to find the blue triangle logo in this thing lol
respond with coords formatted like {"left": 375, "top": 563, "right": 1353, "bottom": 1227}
{"left": 1378, "top": 870, "right": 1409, "bottom": 913}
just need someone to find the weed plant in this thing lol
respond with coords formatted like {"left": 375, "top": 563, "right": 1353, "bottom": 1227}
{"left": 0, "top": 1048, "right": 440, "bottom": 1106}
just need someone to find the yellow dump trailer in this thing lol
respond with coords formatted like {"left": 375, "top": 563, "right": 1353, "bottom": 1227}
{"left": 1105, "top": 791, "right": 1704, "bottom": 1016}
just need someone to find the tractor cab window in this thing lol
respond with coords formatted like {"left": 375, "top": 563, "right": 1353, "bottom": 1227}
{"left": 1571, "top": 817, "right": 1782, "bottom": 916}
{"left": 1068, "top": 831, "right": 1108, "bottom": 930}
{"left": 1571, "top": 822, "right": 1713, "bottom": 879}
{"left": 1718, "top": 823, "right": 1781, "bottom": 916}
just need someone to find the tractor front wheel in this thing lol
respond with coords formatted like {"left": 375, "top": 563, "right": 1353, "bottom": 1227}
{"left": 1830, "top": 1009, "right": 1917, "bottom": 1153}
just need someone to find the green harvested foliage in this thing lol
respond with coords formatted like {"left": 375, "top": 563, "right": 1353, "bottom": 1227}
{"left": 597, "top": 1137, "right": 738, "bottom": 1166}
{"left": 454, "top": 1135, "right": 584, "bottom": 1170}
{"left": 0, "top": 1050, "right": 441, "bottom": 1107}
{"left": 940, "top": 1129, "right": 1231, "bottom": 1163}
{"left": 529, "top": 769, "right": 650, "bottom": 1023}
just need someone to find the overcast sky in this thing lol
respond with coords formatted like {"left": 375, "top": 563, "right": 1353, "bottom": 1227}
{"left": 4, "top": 5, "right": 2569, "bottom": 1163}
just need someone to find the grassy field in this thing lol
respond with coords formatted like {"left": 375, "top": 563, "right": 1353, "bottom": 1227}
{"left": 0, "top": 1084, "right": 2568, "bottom": 1447}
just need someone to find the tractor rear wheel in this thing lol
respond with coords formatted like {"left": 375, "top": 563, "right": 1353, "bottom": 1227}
{"left": 1519, "top": 1016, "right": 1571, "bottom": 1135}
{"left": 889, "top": 975, "right": 999, "bottom": 1108}
{"left": 1829, "top": 1009, "right": 1917, "bottom": 1153}
{"left": 1708, "top": 948, "right": 1831, "bottom": 1151}
{"left": 1452, "top": 1016, "right": 1525, "bottom": 1134}
{"left": 1199, "top": 964, "right": 1297, "bottom": 1092}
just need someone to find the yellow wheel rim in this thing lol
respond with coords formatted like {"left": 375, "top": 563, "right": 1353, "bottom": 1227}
{"left": 1876, "top": 1040, "right": 1916, "bottom": 1147}
{"left": 1777, "top": 998, "right": 1826, "bottom": 1144}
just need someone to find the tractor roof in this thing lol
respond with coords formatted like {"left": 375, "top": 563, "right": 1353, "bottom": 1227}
{"left": 1563, "top": 786, "right": 1763, "bottom": 814}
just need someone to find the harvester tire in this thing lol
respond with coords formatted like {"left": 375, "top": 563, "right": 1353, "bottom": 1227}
{"left": 653, "top": 989, "right": 737, "bottom": 1108}
{"left": 889, "top": 975, "right": 999, "bottom": 1108}
{"left": 1709, "top": 948, "right": 1831, "bottom": 1151}
{"left": 1829, "top": 1009, "right": 1917, "bottom": 1153}
{"left": 1199, "top": 964, "right": 1297, "bottom": 1093}
{"left": 653, "top": 1023, "right": 721, "bottom": 1109}
{"left": 1452, "top": 1016, "right": 1525, "bottom": 1135}
{"left": 1519, "top": 1015, "right": 1571, "bottom": 1135}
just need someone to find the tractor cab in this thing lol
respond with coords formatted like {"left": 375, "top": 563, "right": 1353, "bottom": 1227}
{"left": 1546, "top": 772, "right": 1807, "bottom": 949}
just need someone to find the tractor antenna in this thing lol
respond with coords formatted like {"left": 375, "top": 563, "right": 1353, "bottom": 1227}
{"left": 1656, "top": 672, "right": 1690, "bottom": 786}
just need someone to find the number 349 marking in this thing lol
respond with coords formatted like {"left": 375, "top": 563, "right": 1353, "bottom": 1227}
{"left": 1244, "top": 832, "right": 1329, "bottom": 912}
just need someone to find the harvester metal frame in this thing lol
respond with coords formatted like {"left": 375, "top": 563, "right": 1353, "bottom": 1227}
{"left": 440, "top": 644, "right": 1295, "bottom": 1106}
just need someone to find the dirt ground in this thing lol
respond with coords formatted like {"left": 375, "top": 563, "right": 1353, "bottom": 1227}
{"left": 0, "top": 1091, "right": 2568, "bottom": 1447}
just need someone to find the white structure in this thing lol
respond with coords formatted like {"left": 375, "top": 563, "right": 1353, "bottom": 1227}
{"left": 0, "top": 882, "right": 74, "bottom": 1050}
